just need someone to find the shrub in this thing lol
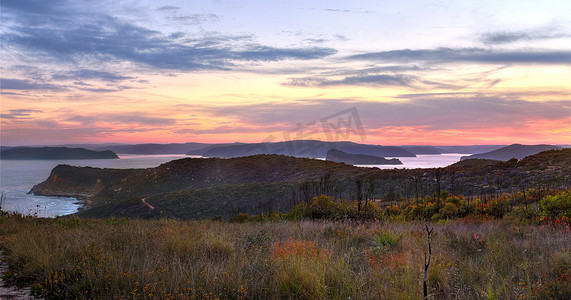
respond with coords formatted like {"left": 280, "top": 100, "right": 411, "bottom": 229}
{"left": 440, "top": 203, "right": 459, "bottom": 219}
{"left": 369, "top": 230, "right": 403, "bottom": 255}
{"left": 229, "top": 213, "right": 251, "bottom": 223}
{"left": 359, "top": 202, "right": 383, "bottom": 220}
{"left": 458, "top": 201, "right": 477, "bottom": 218}
{"left": 541, "top": 190, "right": 571, "bottom": 220}
{"left": 423, "top": 202, "right": 438, "bottom": 220}
{"left": 485, "top": 198, "right": 511, "bottom": 219}
{"left": 384, "top": 205, "right": 401, "bottom": 217}
{"left": 309, "top": 195, "right": 340, "bottom": 219}
{"left": 445, "top": 195, "right": 462, "bottom": 206}
{"left": 507, "top": 205, "right": 541, "bottom": 224}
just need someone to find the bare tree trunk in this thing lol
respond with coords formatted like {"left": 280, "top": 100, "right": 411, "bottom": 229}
{"left": 424, "top": 224, "right": 434, "bottom": 299}
{"left": 356, "top": 178, "right": 363, "bottom": 215}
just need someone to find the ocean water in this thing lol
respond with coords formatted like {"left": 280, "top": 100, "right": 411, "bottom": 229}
{"left": 357, "top": 153, "right": 469, "bottom": 169}
{"left": 0, "top": 153, "right": 468, "bottom": 217}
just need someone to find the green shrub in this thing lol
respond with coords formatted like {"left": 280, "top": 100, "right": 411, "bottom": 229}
{"left": 369, "top": 230, "right": 403, "bottom": 255}
{"left": 309, "top": 195, "right": 340, "bottom": 219}
{"left": 423, "top": 202, "right": 439, "bottom": 220}
{"left": 485, "top": 198, "right": 511, "bottom": 219}
{"left": 440, "top": 202, "right": 459, "bottom": 219}
{"left": 540, "top": 190, "right": 571, "bottom": 220}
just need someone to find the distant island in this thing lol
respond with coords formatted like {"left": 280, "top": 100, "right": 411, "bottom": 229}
{"left": 460, "top": 144, "right": 563, "bottom": 161}
{"left": 0, "top": 147, "right": 119, "bottom": 160}
{"left": 199, "top": 140, "right": 416, "bottom": 158}
{"left": 326, "top": 149, "right": 402, "bottom": 165}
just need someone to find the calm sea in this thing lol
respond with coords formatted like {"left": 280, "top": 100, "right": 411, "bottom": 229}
{"left": 0, "top": 153, "right": 467, "bottom": 217}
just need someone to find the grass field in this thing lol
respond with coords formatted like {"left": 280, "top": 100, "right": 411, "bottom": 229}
{"left": 1, "top": 214, "right": 569, "bottom": 299}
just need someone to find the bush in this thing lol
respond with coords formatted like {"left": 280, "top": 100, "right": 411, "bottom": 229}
{"left": 309, "top": 195, "right": 340, "bottom": 219}
{"left": 369, "top": 230, "right": 403, "bottom": 255}
{"left": 384, "top": 205, "right": 401, "bottom": 217}
{"left": 229, "top": 213, "right": 251, "bottom": 223}
{"left": 440, "top": 202, "right": 459, "bottom": 219}
{"left": 507, "top": 205, "right": 541, "bottom": 224}
{"left": 485, "top": 198, "right": 511, "bottom": 219}
{"left": 540, "top": 190, "right": 571, "bottom": 220}
{"left": 423, "top": 202, "right": 438, "bottom": 220}
{"left": 358, "top": 202, "right": 383, "bottom": 220}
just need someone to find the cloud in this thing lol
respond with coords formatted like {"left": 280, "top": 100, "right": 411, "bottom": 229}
{"left": 302, "top": 7, "right": 375, "bottom": 14}
{"left": 2, "top": 4, "right": 337, "bottom": 73}
{"left": 67, "top": 113, "right": 176, "bottom": 126}
{"left": 188, "top": 94, "right": 569, "bottom": 132}
{"left": 286, "top": 74, "right": 416, "bottom": 87}
{"left": 166, "top": 14, "right": 220, "bottom": 25}
{"left": 0, "top": 78, "right": 64, "bottom": 91}
{"left": 347, "top": 47, "right": 570, "bottom": 65}
{"left": 0, "top": 109, "right": 42, "bottom": 120}
{"left": 283, "top": 64, "right": 500, "bottom": 90}
{"left": 1, "top": 0, "right": 70, "bottom": 16}
{"left": 156, "top": 6, "right": 180, "bottom": 11}
{"left": 52, "top": 70, "right": 135, "bottom": 82}
{"left": 481, "top": 28, "right": 571, "bottom": 46}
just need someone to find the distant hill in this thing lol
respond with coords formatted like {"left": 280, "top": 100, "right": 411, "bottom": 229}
{"left": 185, "top": 143, "right": 245, "bottom": 155}
{"left": 400, "top": 146, "right": 442, "bottom": 155}
{"left": 202, "top": 140, "right": 416, "bottom": 158}
{"left": 326, "top": 149, "right": 402, "bottom": 165}
{"left": 0, "top": 147, "right": 119, "bottom": 160}
{"left": 436, "top": 145, "right": 505, "bottom": 154}
{"left": 96, "top": 142, "right": 216, "bottom": 154}
{"left": 460, "top": 144, "right": 563, "bottom": 161}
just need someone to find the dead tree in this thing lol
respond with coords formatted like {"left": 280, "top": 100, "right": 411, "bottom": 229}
{"left": 356, "top": 178, "right": 363, "bottom": 214}
{"left": 424, "top": 224, "right": 434, "bottom": 299}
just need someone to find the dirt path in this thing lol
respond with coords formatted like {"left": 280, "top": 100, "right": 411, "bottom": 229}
{"left": 141, "top": 198, "right": 155, "bottom": 210}
{"left": 0, "top": 252, "right": 40, "bottom": 300}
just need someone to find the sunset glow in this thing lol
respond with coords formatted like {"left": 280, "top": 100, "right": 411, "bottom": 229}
{"left": 1, "top": 0, "right": 570, "bottom": 146}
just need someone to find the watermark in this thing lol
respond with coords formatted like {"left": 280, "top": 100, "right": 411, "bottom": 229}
{"left": 257, "top": 107, "right": 366, "bottom": 157}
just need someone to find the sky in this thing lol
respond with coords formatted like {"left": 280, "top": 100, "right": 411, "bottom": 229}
{"left": 1, "top": 0, "right": 570, "bottom": 146}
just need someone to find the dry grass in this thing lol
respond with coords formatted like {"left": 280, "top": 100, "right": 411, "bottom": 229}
{"left": 0, "top": 216, "right": 569, "bottom": 299}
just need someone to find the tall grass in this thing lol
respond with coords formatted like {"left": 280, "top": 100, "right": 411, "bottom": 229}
{"left": 1, "top": 216, "right": 569, "bottom": 299}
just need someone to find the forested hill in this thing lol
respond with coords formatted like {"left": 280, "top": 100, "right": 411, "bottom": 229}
{"left": 30, "top": 149, "right": 571, "bottom": 219}
{"left": 0, "top": 147, "right": 118, "bottom": 160}
{"left": 460, "top": 144, "right": 563, "bottom": 161}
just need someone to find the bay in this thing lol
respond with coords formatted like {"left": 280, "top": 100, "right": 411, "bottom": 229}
{"left": 356, "top": 153, "right": 469, "bottom": 169}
